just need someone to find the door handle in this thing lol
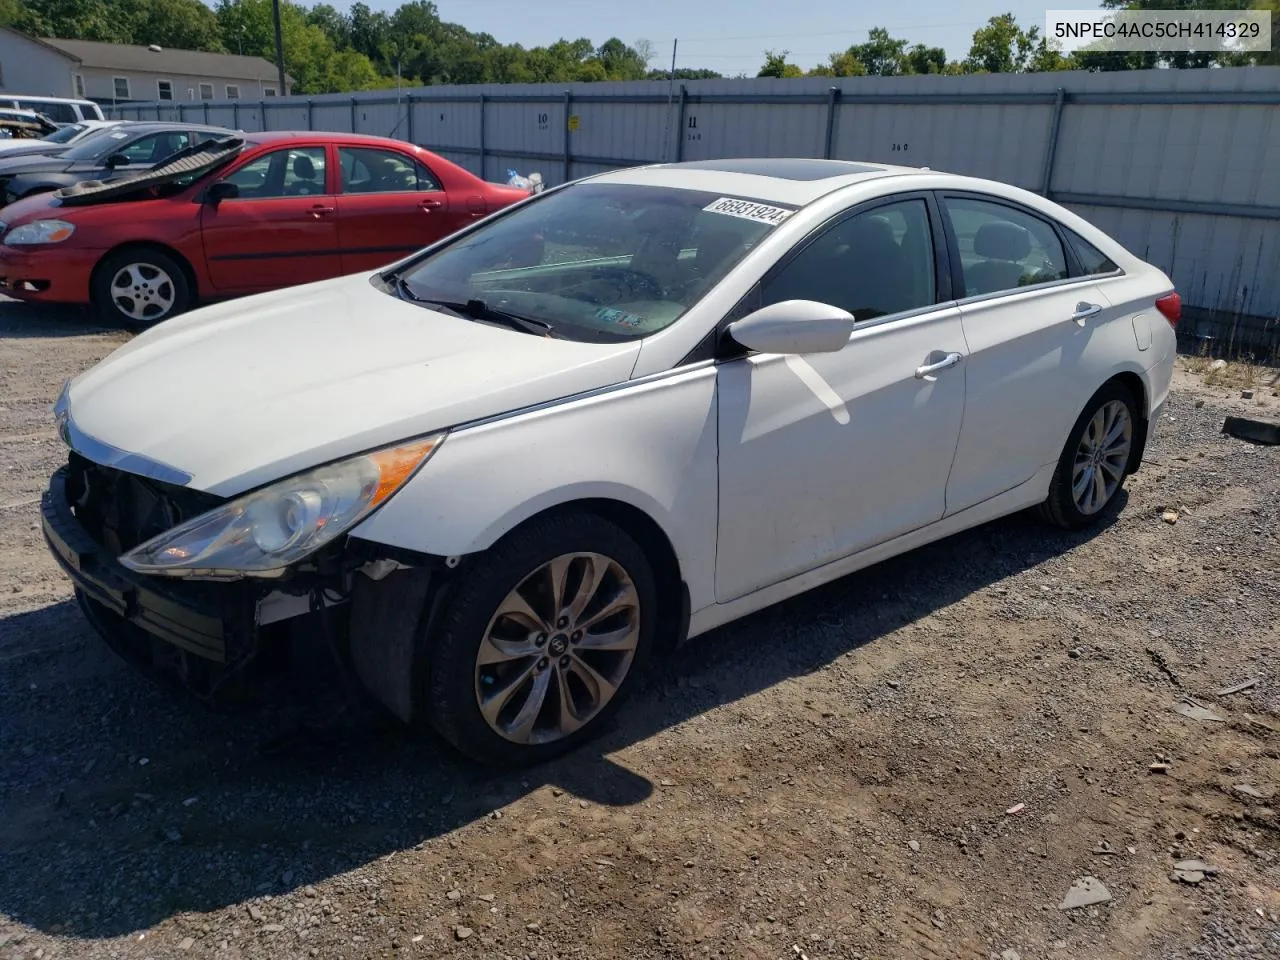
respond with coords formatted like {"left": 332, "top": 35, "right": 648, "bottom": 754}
{"left": 419, "top": 199, "right": 444, "bottom": 211}
{"left": 1071, "top": 301, "right": 1103, "bottom": 326}
{"left": 308, "top": 204, "right": 335, "bottom": 218}
{"left": 915, "top": 352, "right": 963, "bottom": 381}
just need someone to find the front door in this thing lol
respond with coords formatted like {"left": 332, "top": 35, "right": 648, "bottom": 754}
{"left": 334, "top": 145, "right": 467, "bottom": 274}
{"left": 715, "top": 195, "right": 968, "bottom": 602}
{"left": 199, "top": 144, "right": 342, "bottom": 292}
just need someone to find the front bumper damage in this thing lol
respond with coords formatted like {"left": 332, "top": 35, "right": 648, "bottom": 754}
{"left": 41, "top": 455, "right": 444, "bottom": 716}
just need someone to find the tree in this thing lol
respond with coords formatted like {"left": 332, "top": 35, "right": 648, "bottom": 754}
{"left": 850, "top": 27, "right": 909, "bottom": 75}
{"left": 632, "top": 37, "right": 655, "bottom": 69}
{"left": 120, "top": 0, "right": 224, "bottom": 51}
{"left": 904, "top": 43, "right": 946, "bottom": 75}
{"left": 757, "top": 49, "right": 804, "bottom": 78}
{"left": 594, "top": 37, "right": 648, "bottom": 80}
{"left": 964, "top": 12, "right": 1068, "bottom": 73}
{"left": 6, "top": 0, "right": 726, "bottom": 91}
{"left": 305, "top": 2, "right": 349, "bottom": 49}
{"left": 646, "top": 66, "right": 722, "bottom": 80}
{"left": 826, "top": 49, "right": 868, "bottom": 76}
{"left": 215, "top": 0, "right": 382, "bottom": 93}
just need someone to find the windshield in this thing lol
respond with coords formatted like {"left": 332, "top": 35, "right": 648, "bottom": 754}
{"left": 393, "top": 182, "right": 789, "bottom": 343}
{"left": 43, "top": 122, "right": 90, "bottom": 144}
{"left": 63, "top": 127, "right": 138, "bottom": 162}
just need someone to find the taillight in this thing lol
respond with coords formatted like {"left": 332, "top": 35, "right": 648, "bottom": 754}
{"left": 1155, "top": 292, "right": 1181, "bottom": 327}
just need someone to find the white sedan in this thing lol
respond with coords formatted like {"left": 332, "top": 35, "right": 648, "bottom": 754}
{"left": 43, "top": 157, "right": 1179, "bottom": 766}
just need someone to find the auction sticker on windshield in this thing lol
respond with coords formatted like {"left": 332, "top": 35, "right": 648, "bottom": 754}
{"left": 703, "top": 197, "right": 795, "bottom": 226}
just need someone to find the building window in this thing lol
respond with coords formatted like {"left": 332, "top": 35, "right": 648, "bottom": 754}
{"left": 263, "top": 86, "right": 277, "bottom": 97}
{"left": 199, "top": 82, "right": 214, "bottom": 100}
{"left": 113, "top": 76, "right": 130, "bottom": 100}
{"left": 157, "top": 79, "right": 174, "bottom": 101}
{"left": 225, "top": 84, "right": 240, "bottom": 100}
{"left": 73, "top": 73, "right": 85, "bottom": 98}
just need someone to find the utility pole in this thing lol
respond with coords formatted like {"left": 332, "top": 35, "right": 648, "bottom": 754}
{"left": 271, "top": 0, "right": 287, "bottom": 94}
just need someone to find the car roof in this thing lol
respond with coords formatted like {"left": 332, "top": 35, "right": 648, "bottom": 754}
{"left": 105, "top": 121, "right": 234, "bottom": 134}
{"left": 589, "top": 157, "right": 945, "bottom": 206}
{"left": 243, "top": 131, "right": 427, "bottom": 149}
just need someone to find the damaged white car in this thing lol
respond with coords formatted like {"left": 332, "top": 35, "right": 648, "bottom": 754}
{"left": 43, "top": 158, "right": 1179, "bottom": 766}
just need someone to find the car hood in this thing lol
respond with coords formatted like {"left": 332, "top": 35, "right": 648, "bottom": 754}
{"left": 0, "top": 142, "right": 69, "bottom": 158}
{"left": 0, "top": 188, "right": 61, "bottom": 224}
{"left": 0, "top": 154, "right": 73, "bottom": 176}
{"left": 62, "top": 273, "right": 643, "bottom": 497}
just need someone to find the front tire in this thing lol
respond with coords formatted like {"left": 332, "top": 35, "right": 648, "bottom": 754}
{"left": 91, "top": 248, "right": 191, "bottom": 329}
{"left": 423, "top": 512, "right": 657, "bottom": 767}
{"left": 1039, "top": 380, "right": 1139, "bottom": 529}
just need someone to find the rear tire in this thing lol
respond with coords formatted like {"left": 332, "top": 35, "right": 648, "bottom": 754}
{"left": 1038, "top": 380, "right": 1139, "bottom": 530}
{"left": 422, "top": 511, "right": 656, "bottom": 767}
{"left": 92, "top": 248, "right": 191, "bottom": 330}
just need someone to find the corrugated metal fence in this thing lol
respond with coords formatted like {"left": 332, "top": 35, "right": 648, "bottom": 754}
{"left": 110, "top": 68, "right": 1280, "bottom": 357}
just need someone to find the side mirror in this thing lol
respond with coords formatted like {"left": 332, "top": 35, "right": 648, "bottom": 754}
{"left": 725, "top": 300, "right": 857, "bottom": 356}
{"left": 104, "top": 153, "right": 127, "bottom": 168}
{"left": 206, "top": 180, "right": 239, "bottom": 203}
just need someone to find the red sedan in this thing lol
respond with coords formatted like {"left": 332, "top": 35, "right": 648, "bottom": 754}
{"left": 0, "top": 131, "right": 533, "bottom": 326}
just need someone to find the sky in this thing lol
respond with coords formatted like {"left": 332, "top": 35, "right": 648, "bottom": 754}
{"left": 380, "top": 0, "right": 1074, "bottom": 76}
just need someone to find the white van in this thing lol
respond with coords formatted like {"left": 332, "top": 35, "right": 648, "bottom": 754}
{"left": 0, "top": 95, "right": 104, "bottom": 124}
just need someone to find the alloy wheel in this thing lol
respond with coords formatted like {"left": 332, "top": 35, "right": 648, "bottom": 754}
{"left": 110, "top": 262, "right": 176, "bottom": 323}
{"left": 474, "top": 552, "right": 641, "bottom": 745}
{"left": 1072, "top": 399, "right": 1132, "bottom": 515}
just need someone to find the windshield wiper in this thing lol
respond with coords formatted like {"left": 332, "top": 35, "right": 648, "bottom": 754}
{"left": 396, "top": 284, "right": 554, "bottom": 338}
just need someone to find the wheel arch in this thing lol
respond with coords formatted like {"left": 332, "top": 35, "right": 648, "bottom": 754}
{"left": 1107, "top": 370, "right": 1150, "bottom": 473}
{"left": 91, "top": 240, "right": 200, "bottom": 303}
{"left": 495, "top": 497, "right": 691, "bottom": 654}
{"left": 440, "top": 494, "right": 691, "bottom": 657}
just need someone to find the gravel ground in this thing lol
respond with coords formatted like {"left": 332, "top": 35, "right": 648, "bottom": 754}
{"left": 1, "top": 299, "right": 1277, "bottom": 960}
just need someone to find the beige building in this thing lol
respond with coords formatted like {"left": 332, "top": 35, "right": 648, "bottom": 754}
{"left": 0, "top": 28, "right": 291, "bottom": 107}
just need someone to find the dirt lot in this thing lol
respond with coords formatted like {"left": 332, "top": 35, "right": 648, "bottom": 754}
{"left": 1, "top": 300, "right": 1277, "bottom": 960}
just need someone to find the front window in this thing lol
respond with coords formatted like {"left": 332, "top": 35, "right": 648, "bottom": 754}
{"left": 222, "top": 146, "right": 327, "bottom": 198}
{"left": 394, "top": 182, "right": 784, "bottom": 343}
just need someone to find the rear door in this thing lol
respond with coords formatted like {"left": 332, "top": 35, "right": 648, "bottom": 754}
{"left": 333, "top": 145, "right": 467, "bottom": 274}
{"left": 938, "top": 192, "right": 1125, "bottom": 515}
{"left": 199, "top": 143, "right": 342, "bottom": 292}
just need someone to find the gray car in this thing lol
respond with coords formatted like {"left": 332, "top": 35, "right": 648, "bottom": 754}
{"left": 0, "top": 121, "right": 234, "bottom": 206}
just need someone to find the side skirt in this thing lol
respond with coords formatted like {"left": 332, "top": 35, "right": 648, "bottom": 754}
{"left": 687, "top": 462, "right": 1056, "bottom": 639}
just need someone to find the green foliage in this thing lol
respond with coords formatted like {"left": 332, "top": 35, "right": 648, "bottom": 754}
{"left": 774, "top": 6, "right": 1275, "bottom": 79}
{"left": 757, "top": 49, "right": 804, "bottom": 78}
{"left": 964, "top": 12, "right": 1069, "bottom": 73}
{"left": 2, "top": 0, "right": 716, "bottom": 95}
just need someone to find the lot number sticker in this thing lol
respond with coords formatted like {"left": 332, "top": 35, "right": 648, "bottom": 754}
{"left": 703, "top": 197, "right": 794, "bottom": 226}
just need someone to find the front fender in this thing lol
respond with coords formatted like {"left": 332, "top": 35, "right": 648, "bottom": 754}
{"left": 350, "top": 363, "right": 721, "bottom": 612}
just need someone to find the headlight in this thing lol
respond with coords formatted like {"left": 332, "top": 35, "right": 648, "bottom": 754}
{"left": 5, "top": 219, "right": 75, "bottom": 245}
{"left": 118, "top": 434, "right": 445, "bottom": 578}
{"left": 53, "top": 378, "right": 71, "bottom": 447}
